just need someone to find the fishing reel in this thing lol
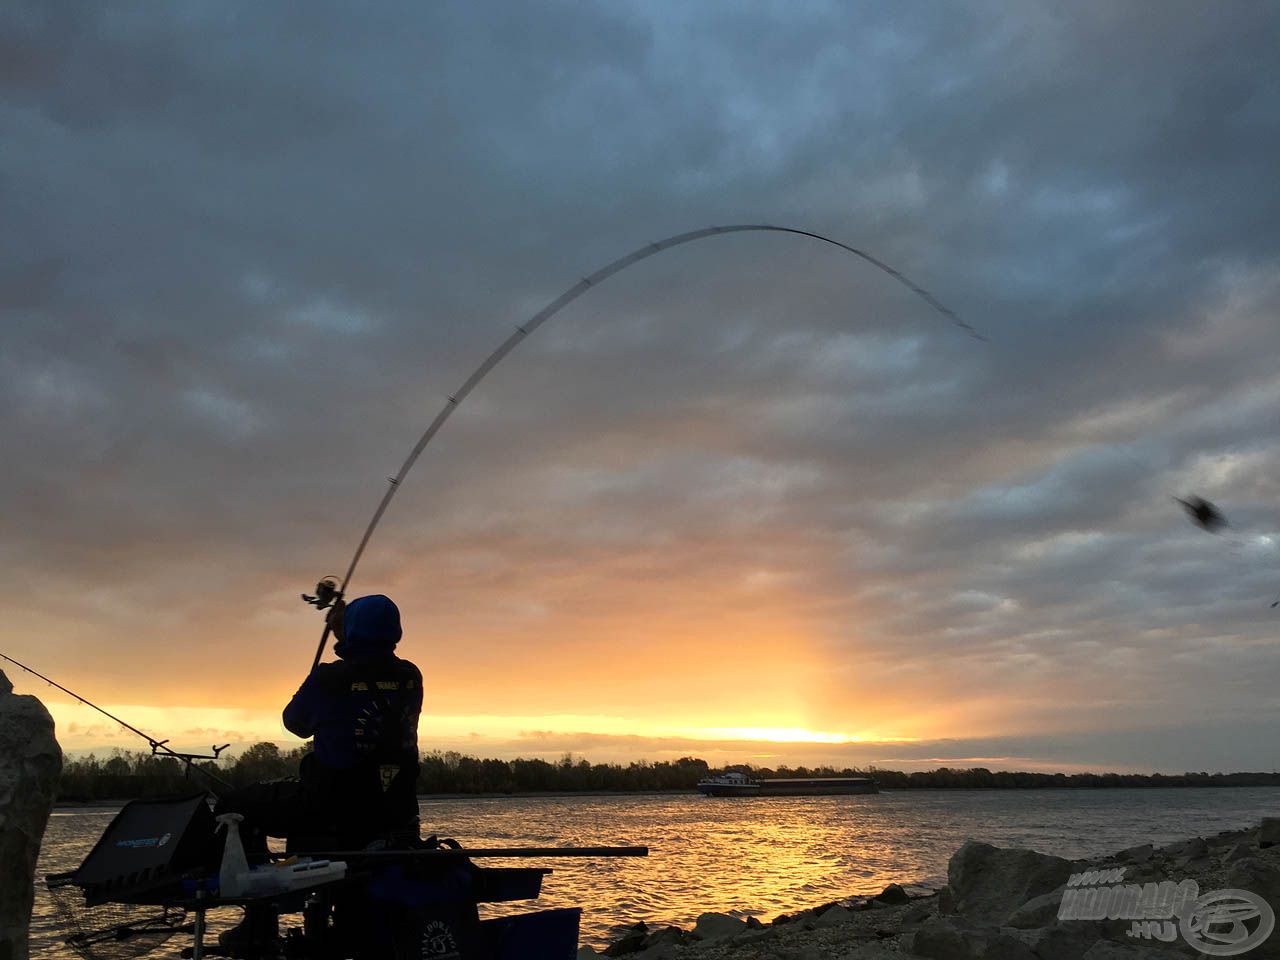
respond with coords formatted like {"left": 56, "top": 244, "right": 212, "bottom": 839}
{"left": 301, "top": 576, "right": 341, "bottom": 611}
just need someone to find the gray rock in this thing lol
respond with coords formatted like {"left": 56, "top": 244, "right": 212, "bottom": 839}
{"left": 1260, "top": 818, "right": 1280, "bottom": 849}
{"left": 1121, "top": 862, "right": 1165, "bottom": 885}
{"left": 1006, "top": 888, "right": 1066, "bottom": 929}
{"left": 1161, "top": 837, "right": 1207, "bottom": 860}
{"left": 735, "top": 925, "right": 779, "bottom": 946}
{"left": 843, "top": 946, "right": 901, "bottom": 960}
{"left": 1080, "top": 941, "right": 1188, "bottom": 959}
{"left": 0, "top": 669, "right": 63, "bottom": 960}
{"left": 982, "top": 931, "right": 1039, "bottom": 959}
{"left": 1224, "top": 843, "right": 1254, "bottom": 863}
{"left": 644, "top": 926, "right": 684, "bottom": 947}
{"left": 901, "top": 902, "right": 934, "bottom": 927}
{"left": 1117, "top": 844, "right": 1153, "bottom": 864}
{"left": 603, "top": 930, "right": 647, "bottom": 957}
{"left": 1022, "top": 920, "right": 1106, "bottom": 960}
{"left": 1227, "top": 857, "right": 1280, "bottom": 910}
{"left": 938, "top": 886, "right": 957, "bottom": 915}
{"left": 692, "top": 911, "right": 746, "bottom": 941}
{"left": 876, "top": 882, "right": 911, "bottom": 905}
{"left": 604, "top": 923, "right": 649, "bottom": 957}
{"left": 817, "top": 905, "right": 857, "bottom": 927}
{"left": 577, "top": 947, "right": 600, "bottom": 960}
{"left": 998, "top": 926, "right": 1041, "bottom": 950}
{"left": 1207, "top": 830, "right": 1245, "bottom": 849}
{"left": 948, "top": 840, "right": 1075, "bottom": 927}
{"left": 908, "top": 916, "right": 976, "bottom": 960}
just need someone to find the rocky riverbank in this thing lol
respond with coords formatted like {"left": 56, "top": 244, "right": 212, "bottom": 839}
{"left": 584, "top": 817, "right": 1280, "bottom": 959}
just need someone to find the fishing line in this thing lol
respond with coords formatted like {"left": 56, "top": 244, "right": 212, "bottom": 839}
{"left": 307, "top": 224, "right": 981, "bottom": 668}
{"left": 0, "top": 652, "right": 234, "bottom": 792}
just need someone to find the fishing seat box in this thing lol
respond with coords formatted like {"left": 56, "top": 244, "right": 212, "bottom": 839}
{"left": 70, "top": 793, "right": 218, "bottom": 905}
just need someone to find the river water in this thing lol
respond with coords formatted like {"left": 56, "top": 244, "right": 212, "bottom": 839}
{"left": 30, "top": 787, "right": 1280, "bottom": 955}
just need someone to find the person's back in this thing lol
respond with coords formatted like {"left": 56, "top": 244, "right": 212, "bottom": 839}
{"left": 283, "top": 594, "right": 422, "bottom": 843}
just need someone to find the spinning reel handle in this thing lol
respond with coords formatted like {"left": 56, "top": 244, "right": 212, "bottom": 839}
{"left": 301, "top": 576, "right": 341, "bottom": 611}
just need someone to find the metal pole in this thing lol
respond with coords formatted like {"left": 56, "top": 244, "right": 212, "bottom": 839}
{"left": 192, "top": 890, "right": 206, "bottom": 960}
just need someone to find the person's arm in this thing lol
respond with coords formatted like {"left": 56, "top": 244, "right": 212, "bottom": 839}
{"left": 283, "top": 670, "right": 323, "bottom": 738}
{"left": 405, "top": 663, "right": 424, "bottom": 751}
{"left": 287, "top": 601, "right": 346, "bottom": 735}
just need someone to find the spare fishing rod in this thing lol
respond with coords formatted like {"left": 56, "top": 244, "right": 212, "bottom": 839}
{"left": 0, "top": 652, "right": 235, "bottom": 792}
{"left": 304, "top": 223, "right": 981, "bottom": 668}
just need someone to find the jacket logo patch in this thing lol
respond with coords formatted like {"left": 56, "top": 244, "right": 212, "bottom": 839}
{"left": 351, "top": 681, "right": 369, "bottom": 691}
{"left": 379, "top": 765, "right": 399, "bottom": 792}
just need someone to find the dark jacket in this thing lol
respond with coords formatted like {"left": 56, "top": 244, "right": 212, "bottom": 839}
{"left": 283, "top": 595, "right": 422, "bottom": 827}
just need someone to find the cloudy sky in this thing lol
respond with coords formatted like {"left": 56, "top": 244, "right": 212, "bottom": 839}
{"left": 3, "top": 1, "right": 1279, "bottom": 773}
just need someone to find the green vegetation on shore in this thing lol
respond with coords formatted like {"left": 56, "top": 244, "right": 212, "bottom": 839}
{"left": 54, "top": 744, "right": 1280, "bottom": 803}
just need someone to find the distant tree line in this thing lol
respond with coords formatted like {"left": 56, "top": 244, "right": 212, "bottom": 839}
{"left": 855, "top": 766, "right": 1280, "bottom": 790}
{"left": 418, "top": 752, "right": 712, "bottom": 793}
{"left": 54, "top": 746, "right": 1280, "bottom": 802}
{"left": 56, "top": 742, "right": 314, "bottom": 802}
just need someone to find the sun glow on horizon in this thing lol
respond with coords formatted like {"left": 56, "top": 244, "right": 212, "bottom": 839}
{"left": 688, "top": 726, "right": 921, "bottom": 745}
{"left": 37, "top": 696, "right": 921, "bottom": 757}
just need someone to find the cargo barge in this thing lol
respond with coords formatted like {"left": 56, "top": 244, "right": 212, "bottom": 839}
{"left": 696, "top": 772, "right": 877, "bottom": 797}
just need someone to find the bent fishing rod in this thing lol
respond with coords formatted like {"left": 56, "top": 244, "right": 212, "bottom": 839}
{"left": 0, "top": 652, "right": 235, "bottom": 792}
{"left": 304, "top": 223, "right": 982, "bottom": 668}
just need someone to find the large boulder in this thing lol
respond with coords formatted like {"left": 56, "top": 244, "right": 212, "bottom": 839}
{"left": 905, "top": 917, "right": 973, "bottom": 960}
{"left": 0, "top": 669, "right": 63, "bottom": 960}
{"left": 1006, "top": 889, "right": 1067, "bottom": 929}
{"left": 947, "top": 840, "right": 1075, "bottom": 927}
{"left": 1226, "top": 857, "right": 1280, "bottom": 906}
{"left": 603, "top": 922, "right": 649, "bottom": 956}
{"left": 1259, "top": 818, "right": 1280, "bottom": 849}
{"left": 908, "top": 917, "right": 1040, "bottom": 960}
{"left": 692, "top": 912, "right": 745, "bottom": 941}
{"left": 1160, "top": 837, "right": 1207, "bottom": 860}
{"left": 1021, "top": 920, "right": 1107, "bottom": 960}
{"left": 1224, "top": 843, "right": 1254, "bottom": 863}
{"left": 876, "top": 882, "right": 911, "bottom": 905}
{"left": 1116, "top": 844, "right": 1153, "bottom": 864}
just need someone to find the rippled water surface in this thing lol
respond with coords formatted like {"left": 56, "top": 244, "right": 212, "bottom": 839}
{"left": 31, "top": 787, "right": 1280, "bottom": 954}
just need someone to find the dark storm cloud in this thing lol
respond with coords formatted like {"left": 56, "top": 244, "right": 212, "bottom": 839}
{"left": 2, "top": 1, "right": 1279, "bottom": 770}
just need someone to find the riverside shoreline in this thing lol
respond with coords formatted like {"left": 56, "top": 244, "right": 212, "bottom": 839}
{"left": 585, "top": 818, "right": 1280, "bottom": 959}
